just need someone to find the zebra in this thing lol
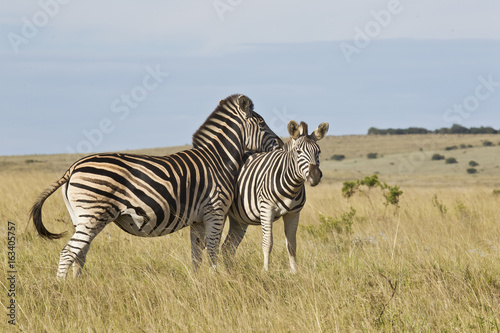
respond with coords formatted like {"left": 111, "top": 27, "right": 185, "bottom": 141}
{"left": 221, "top": 120, "right": 329, "bottom": 273}
{"left": 30, "top": 94, "right": 282, "bottom": 278}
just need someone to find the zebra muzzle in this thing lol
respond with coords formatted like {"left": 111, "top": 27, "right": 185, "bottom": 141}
{"left": 308, "top": 164, "right": 322, "bottom": 187}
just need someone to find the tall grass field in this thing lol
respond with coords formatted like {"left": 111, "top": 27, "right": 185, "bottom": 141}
{"left": 1, "top": 134, "right": 499, "bottom": 332}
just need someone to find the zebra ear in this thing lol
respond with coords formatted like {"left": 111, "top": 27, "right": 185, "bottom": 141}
{"left": 237, "top": 95, "right": 253, "bottom": 118}
{"left": 299, "top": 122, "right": 308, "bottom": 137}
{"left": 311, "top": 122, "right": 329, "bottom": 141}
{"left": 219, "top": 99, "right": 225, "bottom": 106}
{"left": 288, "top": 120, "right": 300, "bottom": 139}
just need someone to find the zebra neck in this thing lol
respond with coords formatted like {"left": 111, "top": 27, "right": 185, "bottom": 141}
{"left": 283, "top": 151, "right": 306, "bottom": 192}
{"left": 192, "top": 109, "right": 245, "bottom": 177}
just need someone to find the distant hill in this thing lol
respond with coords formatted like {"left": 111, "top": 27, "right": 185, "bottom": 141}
{"left": 368, "top": 124, "right": 499, "bottom": 135}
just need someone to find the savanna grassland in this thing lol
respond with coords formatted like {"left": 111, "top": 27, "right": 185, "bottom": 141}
{"left": 1, "top": 134, "right": 500, "bottom": 332}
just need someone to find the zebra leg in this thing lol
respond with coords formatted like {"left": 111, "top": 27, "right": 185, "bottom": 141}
{"left": 57, "top": 222, "right": 106, "bottom": 279}
{"left": 203, "top": 211, "right": 225, "bottom": 271}
{"left": 260, "top": 204, "right": 275, "bottom": 271}
{"left": 190, "top": 223, "right": 206, "bottom": 272}
{"left": 221, "top": 216, "right": 248, "bottom": 267}
{"left": 283, "top": 212, "right": 300, "bottom": 274}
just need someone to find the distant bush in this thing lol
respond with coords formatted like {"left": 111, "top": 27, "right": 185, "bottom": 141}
{"left": 460, "top": 144, "right": 467, "bottom": 149}
{"left": 483, "top": 141, "right": 494, "bottom": 147}
{"left": 367, "top": 152, "right": 378, "bottom": 159}
{"left": 493, "top": 189, "right": 500, "bottom": 196}
{"left": 330, "top": 154, "right": 345, "bottom": 161}
{"left": 445, "top": 157, "right": 458, "bottom": 164}
{"left": 431, "top": 154, "right": 445, "bottom": 161}
{"left": 466, "top": 168, "right": 478, "bottom": 174}
{"left": 367, "top": 127, "right": 430, "bottom": 135}
{"left": 368, "top": 124, "right": 499, "bottom": 135}
{"left": 469, "top": 160, "right": 479, "bottom": 167}
{"left": 445, "top": 146, "right": 458, "bottom": 151}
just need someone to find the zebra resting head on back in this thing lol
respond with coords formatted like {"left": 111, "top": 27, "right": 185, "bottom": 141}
{"left": 222, "top": 120, "right": 329, "bottom": 273}
{"left": 29, "top": 94, "right": 281, "bottom": 278}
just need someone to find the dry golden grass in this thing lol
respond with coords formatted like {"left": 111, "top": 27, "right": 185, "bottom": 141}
{"left": 1, "top": 134, "right": 500, "bottom": 332}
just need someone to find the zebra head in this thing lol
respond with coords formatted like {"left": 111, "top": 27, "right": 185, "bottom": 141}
{"left": 233, "top": 94, "right": 283, "bottom": 152}
{"left": 287, "top": 120, "right": 329, "bottom": 187}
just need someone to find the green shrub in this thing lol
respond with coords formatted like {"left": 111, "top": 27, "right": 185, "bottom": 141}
{"left": 381, "top": 183, "right": 403, "bottom": 206}
{"left": 359, "top": 174, "right": 380, "bottom": 188}
{"left": 469, "top": 160, "right": 479, "bottom": 167}
{"left": 483, "top": 141, "right": 493, "bottom": 147}
{"left": 493, "top": 189, "right": 500, "bottom": 196}
{"left": 367, "top": 152, "right": 378, "bottom": 159}
{"left": 445, "top": 157, "right": 458, "bottom": 164}
{"left": 445, "top": 146, "right": 458, "bottom": 151}
{"left": 330, "top": 154, "right": 345, "bottom": 161}
{"left": 304, "top": 207, "right": 356, "bottom": 239}
{"left": 431, "top": 154, "right": 445, "bottom": 161}
{"left": 342, "top": 174, "right": 403, "bottom": 208}
{"left": 341, "top": 181, "right": 358, "bottom": 199}
{"left": 466, "top": 168, "right": 477, "bottom": 174}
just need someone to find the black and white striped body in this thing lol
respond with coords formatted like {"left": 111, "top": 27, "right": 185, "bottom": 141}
{"left": 228, "top": 149, "right": 307, "bottom": 225}
{"left": 30, "top": 94, "right": 281, "bottom": 278}
{"left": 222, "top": 121, "right": 329, "bottom": 272}
{"left": 62, "top": 150, "right": 228, "bottom": 238}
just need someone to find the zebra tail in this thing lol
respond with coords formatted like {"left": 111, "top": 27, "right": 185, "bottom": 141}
{"left": 30, "top": 170, "right": 70, "bottom": 240}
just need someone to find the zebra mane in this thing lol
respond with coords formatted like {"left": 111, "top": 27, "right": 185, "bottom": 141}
{"left": 192, "top": 94, "right": 244, "bottom": 148}
{"left": 282, "top": 139, "right": 296, "bottom": 152}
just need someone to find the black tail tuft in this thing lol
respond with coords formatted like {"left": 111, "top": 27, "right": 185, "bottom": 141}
{"left": 30, "top": 198, "right": 66, "bottom": 240}
{"left": 29, "top": 172, "right": 70, "bottom": 240}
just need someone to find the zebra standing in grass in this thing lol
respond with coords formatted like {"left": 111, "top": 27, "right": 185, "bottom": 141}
{"left": 30, "top": 94, "right": 281, "bottom": 278}
{"left": 221, "top": 120, "right": 329, "bottom": 273}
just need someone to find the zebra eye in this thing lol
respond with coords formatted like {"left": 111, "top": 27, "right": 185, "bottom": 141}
{"left": 296, "top": 149, "right": 303, "bottom": 154}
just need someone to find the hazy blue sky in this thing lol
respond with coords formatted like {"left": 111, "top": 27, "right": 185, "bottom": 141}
{"left": 1, "top": 1, "right": 499, "bottom": 155}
